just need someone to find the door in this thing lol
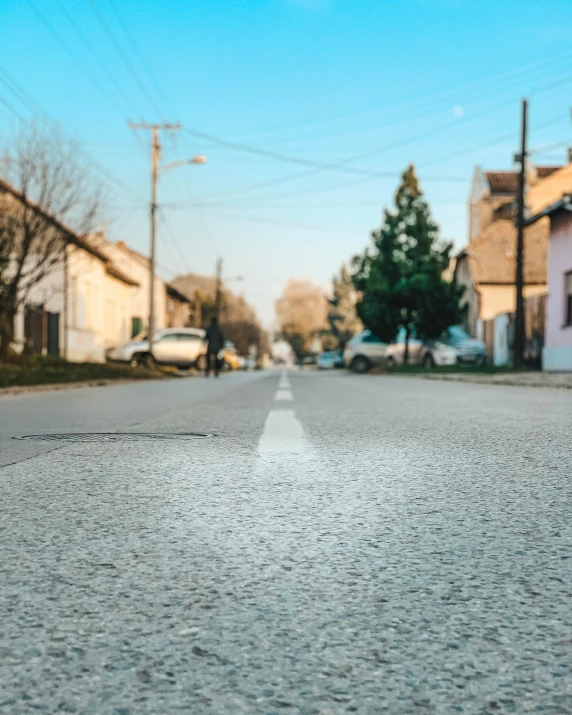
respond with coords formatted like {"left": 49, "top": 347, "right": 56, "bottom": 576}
{"left": 174, "top": 332, "right": 203, "bottom": 366}
{"left": 362, "top": 331, "right": 386, "bottom": 365}
{"left": 47, "top": 312, "right": 60, "bottom": 356}
{"left": 152, "top": 332, "right": 180, "bottom": 363}
{"left": 24, "top": 305, "right": 44, "bottom": 354}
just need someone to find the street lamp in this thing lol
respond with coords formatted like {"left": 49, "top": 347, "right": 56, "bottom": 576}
{"left": 148, "top": 154, "right": 207, "bottom": 356}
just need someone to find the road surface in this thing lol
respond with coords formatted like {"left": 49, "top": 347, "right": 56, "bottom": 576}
{"left": 1, "top": 370, "right": 571, "bottom": 714}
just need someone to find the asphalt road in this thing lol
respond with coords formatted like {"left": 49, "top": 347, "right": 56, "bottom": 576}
{"left": 1, "top": 370, "right": 571, "bottom": 714}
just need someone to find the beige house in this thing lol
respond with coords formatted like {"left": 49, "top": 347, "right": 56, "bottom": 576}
{"left": 0, "top": 178, "right": 138, "bottom": 362}
{"left": 96, "top": 238, "right": 189, "bottom": 336}
{"left": 457, "top": 160, "right": 572, "bottom": 335}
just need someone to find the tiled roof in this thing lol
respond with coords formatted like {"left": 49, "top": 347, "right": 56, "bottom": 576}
{"left": 527, "top": 162, "right": 572, "bottom": 215}
{"left": 485, "top": 171, "right": 518, "bottom": 195}
{"left": 461, "top": 218, "right": 548, "bottom": 285}
{"left": 485, "top": 166, "right": 561, "bottom": 196}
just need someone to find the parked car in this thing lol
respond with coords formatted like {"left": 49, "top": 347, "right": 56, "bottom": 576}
{"left": 242, "top": 357, "right": 257, "bottom": 370}
{"left": 221, "top": 340, "right": 244, "bottom": 371}
{"left": 384, "top": 326, "right": 487, "bottom": 367}
{"left": 438, "top": 326, "right": 487, "bottom": 366}
{"left": 317, "top": 351, "right": 338, "bottom": 369}
{"left": 106, "top": 327, "right": 206, "bottom": 369}
{"left": 343, "top": 330, "right": 387, "bottom": 373}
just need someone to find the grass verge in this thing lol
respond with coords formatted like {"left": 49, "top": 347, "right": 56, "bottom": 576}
{"left": 0, "top": 354, "right": 165, "bottom": 389}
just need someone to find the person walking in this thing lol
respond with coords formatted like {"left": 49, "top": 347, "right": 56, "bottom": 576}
{"left": 205, "top": 316, "right": 225, "bottom": 377}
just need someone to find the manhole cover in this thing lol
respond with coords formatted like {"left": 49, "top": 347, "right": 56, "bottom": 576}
{"left": 15, "top": 432, "right": 215, "bottom": 442}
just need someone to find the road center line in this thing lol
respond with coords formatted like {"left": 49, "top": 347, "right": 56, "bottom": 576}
{"left": 275, "top": 389, "right": 293, "bottom": 401}
{"left": 258, "top": 409, "right": 307, "bottom": 455}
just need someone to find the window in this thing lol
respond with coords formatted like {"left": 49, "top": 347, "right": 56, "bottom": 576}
{"left": 362, "top": 331, "right": 382, "bottom": 343}
{"left": 176, "top": 332, "right": 201, "bottom": 341}
{"left": 157, "top": 332, "right": 178, "bottom": 342}
{"left": 566, "top": 272, "right": 572, "bottom": 326}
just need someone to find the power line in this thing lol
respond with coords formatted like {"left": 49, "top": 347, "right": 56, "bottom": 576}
{"left": 24, "top": 0, "right": 129, "bottom": 121}
{"left": 0, "top": 64, "right": 145, "bottom": 203}
{"left": 193, "top": 71, "right": 572, "bottom": 203}
{"left": 53, "top": 0, "right": 136, "bottom": 118}
{"left": 85, "top": 0, "right": 165, "bottom": 118}
{"left": 184, "top": 127, "right": 465, "bottom": 182}
{"left": 105, "top": 0, "right": 173, "bottom": 117}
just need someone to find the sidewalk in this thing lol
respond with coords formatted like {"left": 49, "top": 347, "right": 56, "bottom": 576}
{"left": 422, "top": 371, "right": 572, "bottom": 389}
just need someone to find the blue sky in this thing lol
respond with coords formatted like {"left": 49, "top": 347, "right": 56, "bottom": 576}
{"left": 2, "top": 0, "right": 572, "bottom": 324}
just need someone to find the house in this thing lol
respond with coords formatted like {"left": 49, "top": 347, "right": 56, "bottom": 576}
{"left": 525, "top": 194, "right": 572, "bottom": 371}
{"left": 455, "top": 219, "right": 549, "bottom": 336}
{"left": 1, "top": 178, "right": 138, "bottom": 363}
{"left": 468, "top": 164, "right": 562, "bottom": 240}
{"left": 457, "top": 160, "right": 572, "bottom": 336}
{"left": 97, "top": 239, "right": 189, "bottom": 336}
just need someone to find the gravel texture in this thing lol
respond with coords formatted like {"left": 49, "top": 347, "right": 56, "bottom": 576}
{"left": 1, "top": 371, "right": 571, "bottom": 714}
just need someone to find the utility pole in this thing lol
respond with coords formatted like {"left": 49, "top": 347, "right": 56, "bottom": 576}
{"left": 129, "top": 121, "right": 181, "bottom": 356}
{"left": 215, "top": 257, "right": 223, "bottom": 320}
{"left": 514, "top": 99, "right": 528, "bottom": 368}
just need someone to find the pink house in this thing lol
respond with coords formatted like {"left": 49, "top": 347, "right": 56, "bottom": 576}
{"left": 527, "top": 194, "right": 572, "bottom": 370}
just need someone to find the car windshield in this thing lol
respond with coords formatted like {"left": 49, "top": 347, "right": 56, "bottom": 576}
{"left": 447, "top": 326, "right": 471, "bottom": 342}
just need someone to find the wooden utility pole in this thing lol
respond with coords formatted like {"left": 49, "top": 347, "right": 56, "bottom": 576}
{"left": 514, "top": 100, "right": 528, "bottom": 368}
{"left": 215, "top": 257, "right": 223, "bottom": 320}
{"left": 129, "top": 121, "right": 180, "bottom": 357}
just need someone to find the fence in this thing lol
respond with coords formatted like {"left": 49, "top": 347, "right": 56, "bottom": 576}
{"left": 479, "top": 293, "right": 546, "bottom": 369}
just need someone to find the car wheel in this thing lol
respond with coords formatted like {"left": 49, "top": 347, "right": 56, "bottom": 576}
{"left": 130, "top": 353, "right": 144, "bottom": 368}
{"left": 385, "top": 356, "right": 396, "bottom": 369}
{"left": 350, "top": 355, "right": 370, "bottom": 374}
{"left": 475, "top": 355, "right": 486, "bottom": 367}
{"left": 423, "top": 353, "right": 435, "bottom": 369}
{"left": 195, "top": 354, "right": 207, "bottom": 371}
{"left": 143, "top": 353, "right": 156, "bottom": 369}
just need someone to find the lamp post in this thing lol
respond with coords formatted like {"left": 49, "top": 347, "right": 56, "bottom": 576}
{"left": 147, "top": 153, "right": 207, "bottom": 356}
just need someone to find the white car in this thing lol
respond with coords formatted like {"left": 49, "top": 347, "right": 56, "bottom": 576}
{"left": 106, "top": 327, "right": 206, "bottom": 369}
{"left": 343, "top": 330, "right": 387, "bottom": 373}
{"left": 384, "top": 326, "right": 486, "bottom": 367}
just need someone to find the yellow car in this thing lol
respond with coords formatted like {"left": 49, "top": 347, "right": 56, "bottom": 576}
{"left": 220, "top": 341, "right": 244, "bottom": 371}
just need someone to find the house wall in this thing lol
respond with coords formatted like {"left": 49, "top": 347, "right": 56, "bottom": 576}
{"left": 478, "top": 284, "right": 546, "bottom": 321}
{"left": 166, "top": 294, "right": 188, "bottom": 328}
{"left": 66, "top": 247, "right": 133, "bottom": 362}
{"left": 13, "top": 260, "right": 66, "bottom": 353}
{"left": 105, "top": 243, "right": 166, "bottom": 335}
{"left": 543, "top": 211, "right": 572, "bottom": 370}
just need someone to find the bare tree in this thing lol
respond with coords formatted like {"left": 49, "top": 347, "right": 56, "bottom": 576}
{"left": 275, "top": 279, "right": 329, "bottom": 357}
{"left": 328, "top": 263, "right": 363, "bottom": 348}
{"left": 0, "top": 124, "right": 102, "bottom": 359}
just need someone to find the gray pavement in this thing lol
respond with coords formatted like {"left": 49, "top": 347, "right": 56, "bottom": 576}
{"left": 1, "top": 371, "right": 571, "bottom": 714}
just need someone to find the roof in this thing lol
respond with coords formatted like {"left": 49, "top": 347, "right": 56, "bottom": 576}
{"left": 526, "top": 194, "right": 572, "bottom": 225}
{"left": 527, "top": 163, "right": 572, "bottom": 216}
{"left": 0, "top": 176, "right": 108, "bottom": 262}
{"left": 485, "top": 166, "right": 561, "bottom": 196}
{"left": 0, "top": 178, "right": 139, "bottom": 287}
{"left": 105, "top": 263, "right": 139, "bottom": 286}
{"left": 457, "top": 218, "right": 548, "bottom": 285}
{"left": 166, "top": 283, "right": 190, "bottom": 303}
{"left": 485, "top": 171, "right": 518, "bottom": 195}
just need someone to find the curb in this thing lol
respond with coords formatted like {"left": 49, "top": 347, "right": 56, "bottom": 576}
{"left": 0, "top": 378, "right": 155, "bottom": 397}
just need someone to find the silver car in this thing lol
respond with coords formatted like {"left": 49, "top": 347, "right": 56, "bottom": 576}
{"left": 343, "top": 330, "right": 387, "bottom": 373}
{"left": 106, "top": 327, "right": 206, "bottom": 369}
{"left": 384, "top": 326, "right": 487, "bottom": 367}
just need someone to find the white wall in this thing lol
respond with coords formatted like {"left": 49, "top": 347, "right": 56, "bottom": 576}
{"left": 67, "top": 247, "right": 133, "bottom": 362}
